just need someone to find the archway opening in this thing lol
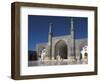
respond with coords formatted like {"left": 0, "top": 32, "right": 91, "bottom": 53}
{"left": 84, "top": 53, "right": 88, "bottom": 59}
{"left": 55, "top": 40, "right": 68, "bottom": 59}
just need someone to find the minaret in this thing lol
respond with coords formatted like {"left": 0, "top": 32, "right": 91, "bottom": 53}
{"left": 48, "top": 23, "right": 52, "bottom": 59}
{"left": 70, "top": 18, "right": 75, "bottom": 59}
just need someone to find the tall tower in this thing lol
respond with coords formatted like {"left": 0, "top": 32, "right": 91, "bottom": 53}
{"left": 70, "top": 18, "right": 75, "bottom": 59}
{"left": 48, "top": 23, "right": 52, "bottom": 59}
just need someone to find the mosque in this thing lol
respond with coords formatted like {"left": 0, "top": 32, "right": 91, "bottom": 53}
{"left": 36, "top": 18, "right": 87, "bottom": 64}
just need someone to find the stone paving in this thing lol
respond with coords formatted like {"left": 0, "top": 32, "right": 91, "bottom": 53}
{"left": 28, "top": 58, "right": 88, "bottom": 66}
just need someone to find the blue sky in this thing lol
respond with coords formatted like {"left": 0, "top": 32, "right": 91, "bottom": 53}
{"left": 28, "top": 15, "right": 88, "bottom": 51}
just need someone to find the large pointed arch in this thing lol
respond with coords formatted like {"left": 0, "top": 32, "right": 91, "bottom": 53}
{"left": 54, "top": 40, "right": 68, "bottom": 59}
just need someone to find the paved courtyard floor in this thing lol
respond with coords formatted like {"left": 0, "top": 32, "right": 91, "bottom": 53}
{"left": 28, "top": 59, "right": 87, "bottom": 66}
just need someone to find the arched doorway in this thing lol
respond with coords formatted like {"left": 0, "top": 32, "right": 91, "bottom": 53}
{"left": 55, "top": 40, "right": 68, "bottom": 59}
{"left": 84, "top": 53, "right": 88, "bottom": 59}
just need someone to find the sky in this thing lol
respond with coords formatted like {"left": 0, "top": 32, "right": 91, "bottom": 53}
{"left": 28, "top": 15, "right": 88, "bottom": 51}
